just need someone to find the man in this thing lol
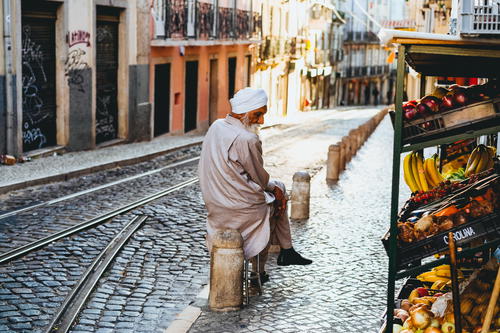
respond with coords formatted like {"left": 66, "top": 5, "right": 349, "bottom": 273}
{"left": 198, "top": 87, "right": 312, "bottom": 283}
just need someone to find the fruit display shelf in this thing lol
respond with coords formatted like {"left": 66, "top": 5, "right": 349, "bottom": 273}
{"left": 382, "top": 212, "right": 500, "bottom": 269}
{"left": 402, "top": 98, "right": 500, "bottom": 145}
{"left": 384, "top": 36, "right": 500, "bottom": 333}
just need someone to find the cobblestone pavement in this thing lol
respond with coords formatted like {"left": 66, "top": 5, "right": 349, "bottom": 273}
{"left": 0, "top": 147, "right": 201, "bottom": 254}
{"left": 189, "top": 114, "right": 395, "bottom": 333}
{"left": 0, "top": 107, "right": 387, "bottom": 332}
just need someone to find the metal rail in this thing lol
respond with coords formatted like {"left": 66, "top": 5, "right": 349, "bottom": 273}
{"left": 0, "top": 156, "right": 200, "bottom": 220}
{"left": 45, "top": 215, "right": 147, "bottom": 333}
{"left": 0, "top": 177, "right": 199, "bottom": 265}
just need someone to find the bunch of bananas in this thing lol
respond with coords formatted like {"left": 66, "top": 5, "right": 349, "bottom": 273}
{"left": 424, "top": 154, "right": 444, "bottom": 188}
{"left": 416, "top": 264, "right": 463, "bottom": 285}
{"left": 404, "top": 152, "right": 444, "bottom": 193}
{"left": 464, "top": 145, "right": 496, "bottom": 177}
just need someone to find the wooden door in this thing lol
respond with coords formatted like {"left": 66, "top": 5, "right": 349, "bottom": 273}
{"left": 184, "top": 60, "right": 198, "bottom": 132}
{"left": 209, "top": 59, "right": 218, "bottom": 124}
{"left": 154, "top": 63, "right": 171, "bottom": 136}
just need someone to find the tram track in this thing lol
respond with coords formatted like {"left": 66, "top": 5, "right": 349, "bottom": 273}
{"left": 0, "top": 177, "right": 199, "bottom": 265}
{"left": 0, "top": 156, "right": 201, "bottom": 221}
{"left": 45, "top": 215, "right": 148, "bottom": 333}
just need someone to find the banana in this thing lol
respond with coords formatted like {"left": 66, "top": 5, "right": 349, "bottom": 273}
{"left": 432, "top": 154, "right": 444, "bottom": 183}
{"left": 487, "top": 145, "right": 497, "bottom": 158}
{"left": 416, "top": 152, "right": 429, "bottom": 192}
{"left": 486, "top": 156, "right": 495, "bottom": 170}
{"left": 465, "top": 146, "right": 480, "bottom": 173}
{"left": 465, "top": 146, "right": 482, "bottom": 177}
{"left": 474, "top": 146, "right": 491, "bottom": 174}
{"left": 404, "top": 153, "right": 420, "bottom": 193}
{"left": 410, "top": 153, "right": 422, "bottom": 191}
{"left": 423, "top": 158, "right": 435, "bottom": 188}
{"left": 418, "top": 274, "right": 450, "bottom": 283}
{"left": 431, "top": 280, "right": 448, "bottom": 290}
{"left": 425, "top": 155, "right": 443, "bottom": 187}
{"left": 433, "top": 264, "right": 451, "bottom": 271}
{"left": 434, "top": 269, "right": 451, "bottom": 278}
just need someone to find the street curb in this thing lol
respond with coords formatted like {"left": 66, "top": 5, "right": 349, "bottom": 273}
{"left": 164, "top": 285, "right": 209, "bottom": 333}
{"left": 0, "top": 140, "right": 203, "bottom": 195}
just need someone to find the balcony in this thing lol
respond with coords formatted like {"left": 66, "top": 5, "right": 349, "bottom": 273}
{"left": 343, "top": 30, "right": 380, "bottom": 44}
{"left": 152, "top": 0, "right": 260, "bottom": 45}
{"left": 343, "top": 65, "right": 392, "bottom": 78}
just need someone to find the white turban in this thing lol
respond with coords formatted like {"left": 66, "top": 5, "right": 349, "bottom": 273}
{"left": 229, "top": 88, "right": 268, "bottom": 114}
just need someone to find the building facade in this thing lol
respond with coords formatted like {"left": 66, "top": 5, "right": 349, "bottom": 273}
{"left": 338, "top": 0, "right": 395, "bottom": 106}
{"left": 150, "top": 0, "right": 260, "bottom": 135}
{"left": 252, "top": 0, "right": 345, "bottom": 123}
{"left": 0, "top": 0, "right": 151, "bottom": 157}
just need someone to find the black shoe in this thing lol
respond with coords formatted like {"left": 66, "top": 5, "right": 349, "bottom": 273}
{"left": 277, "top": 248, "right": 313, "bottom": 266}
{"left": 250, "top": 271, "right": 269, "bottom": 287}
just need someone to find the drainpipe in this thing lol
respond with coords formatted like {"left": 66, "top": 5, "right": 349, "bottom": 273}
{"left": 3, "top": 0, "right": 15, "bottom": 155}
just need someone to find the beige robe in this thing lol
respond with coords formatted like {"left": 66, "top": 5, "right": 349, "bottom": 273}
{"left": 198, "top": 115, "right": 276, "bottom": 259}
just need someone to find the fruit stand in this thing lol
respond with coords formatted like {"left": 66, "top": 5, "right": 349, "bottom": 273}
{"left": 383, "top": 36, "right": 500, "bottom": 333}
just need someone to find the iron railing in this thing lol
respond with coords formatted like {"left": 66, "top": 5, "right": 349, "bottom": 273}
{"left": 344, "top": 30, "right": 380, "bottom": 43}
{"left": 155, "top": 0, "right": 259, "bottom": 40}
{"left": 218, "top": 5, "right": 234, "bottom": 39}
{"left": 196, "top": 1, "right": 215, "bottom": 39}
{"left": 252, "top": 11, "right": 262, "bottom": 39}
{"left": 165, "top": 0, "right": 187, "bottom": 38}
{"left": 343, "top": 65, "right": 392, "bottom": 78}
{"left": 236, "top": 9, "right": 251, "bottom": 39}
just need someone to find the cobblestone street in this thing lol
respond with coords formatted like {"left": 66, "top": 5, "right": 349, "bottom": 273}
{"left": 0, "top": 107, "right": 391, "bottom": 332}
{"left": 190, "top": 112, "right": 395, "bottom": 332}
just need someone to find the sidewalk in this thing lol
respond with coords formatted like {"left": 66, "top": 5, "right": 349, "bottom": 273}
{"left": 0, "top": 106, "right": 381, "bottom": 194}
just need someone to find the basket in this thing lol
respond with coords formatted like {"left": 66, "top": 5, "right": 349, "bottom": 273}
{"left": 381, "top": 212, "right": 500, "bottom": 269}
{"left": 459, "top": 0, "right": 500, "bottom": 36}
{"left": 402, "top": 98, "right": 500, "bottom": 144}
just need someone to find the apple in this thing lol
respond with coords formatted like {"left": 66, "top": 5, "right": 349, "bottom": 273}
{"left": 440, "top": 95, "right": 454, "bottom": 111}
{"left": 441, "top": 322, "right": 455, "bottom": 333}
{"left": 416, "top": 102, "right": 430, "bottom": 116}
{"left": 404, "top": 107, "right": 418, "bottom": 121}
{"left": 416, "top": 287, "right": 429, "bottom": 297}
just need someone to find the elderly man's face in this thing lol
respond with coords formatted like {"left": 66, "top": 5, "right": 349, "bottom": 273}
{"left": 245, "top": 106, "right": 267, "bottom": 125}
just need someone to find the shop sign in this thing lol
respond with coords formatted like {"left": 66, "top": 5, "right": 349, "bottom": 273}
{"left": 442, "top": 226, "right": 477, "bottom": 245}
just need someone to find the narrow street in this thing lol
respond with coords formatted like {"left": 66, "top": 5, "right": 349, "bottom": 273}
{"left": 191, "top": 109, "right": 394, "bottom": 332}
{"left": 0, "top": 107, "right": 389, "bottom": 332}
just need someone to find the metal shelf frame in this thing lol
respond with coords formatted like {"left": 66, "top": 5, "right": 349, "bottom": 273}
{"left": 385, "top": 42, "right": 500, "bottom": 333}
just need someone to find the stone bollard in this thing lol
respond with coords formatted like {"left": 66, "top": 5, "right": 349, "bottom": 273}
{"left": 326, "top": 144, "right": 341, "bottom": 181}
{"left": 349, "top": 130, "right": 359, "bottom": 153}
{"left": 355, "top": 129, "right": 363, "bottom": 149}
{"left": 345, "top": 136, "right": 353, "bottom": 162}
{"left": 209, "top": 229, "right": 244, "bottom": 312}
{"left": 291, "top": 171, "right": 311, "bottom": 220}
{"left": 339, "top": 140, "right": 346, "bottom": 171}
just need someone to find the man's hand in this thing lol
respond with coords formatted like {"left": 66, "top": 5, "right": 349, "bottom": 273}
{"left": 272, "top": 186, "right": 287, "bottom": 217}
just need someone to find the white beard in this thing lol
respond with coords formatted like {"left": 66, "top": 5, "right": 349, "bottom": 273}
{"left": 245, "top": 123, "right": 261, "bottom": 136}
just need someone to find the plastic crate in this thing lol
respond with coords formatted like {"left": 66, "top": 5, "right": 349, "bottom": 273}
{"left": 402, "top": 98, "right": 500, "bottom": 144}
{"left": 381, "top": 212, "right": 500, "bottom": 269}
{"left": 459, "top": 0, "right": 500, "bottom": 36}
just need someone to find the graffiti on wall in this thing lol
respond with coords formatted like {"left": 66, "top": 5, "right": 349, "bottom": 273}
{"left": 64, "top": 48, "right": 89, "bottom": 92}
{"left": 95, "top": 24, "right": 118, "bottom": 142}
{"left": 65, "top": 30, "right": 91, "bottom": 92}
{"left": 66, "top": 30, "right": 91, "bottom": 48}
{"left": 22, "top": 25, "right": 50, "bottom": 149}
